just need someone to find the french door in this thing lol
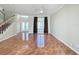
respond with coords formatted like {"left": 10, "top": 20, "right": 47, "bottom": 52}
{"left": 37, "top": 17, "right": 44, "bottom": 34}
{"left": 33, "top": 17, "right": 48, "bottom": 34}
{"left": 21, "top": 22, "right": 29, "bottom": 32}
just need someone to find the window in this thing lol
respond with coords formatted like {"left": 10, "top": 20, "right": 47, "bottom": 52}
{"left": 21, "top": 22, "right": 29, "bottom": 32}
{"left": 20, "top": 15, "right": 29, "bottom": 32}
{"left": 22, "top": 22, "right": 25, "bottom": 31}
{"left": 25, "top": 22, "right": 29, "bottom": 31}
{"left": 37, "top": 17, "right": 44, "bottom": 33}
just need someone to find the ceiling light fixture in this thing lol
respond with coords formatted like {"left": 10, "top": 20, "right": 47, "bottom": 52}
{"left": 40, "top": 10, "right": 43, "bottom": 14}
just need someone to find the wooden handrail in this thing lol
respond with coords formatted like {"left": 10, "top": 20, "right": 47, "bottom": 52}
{"left": 0, "top": 15, "right": 15, "bottom": 27}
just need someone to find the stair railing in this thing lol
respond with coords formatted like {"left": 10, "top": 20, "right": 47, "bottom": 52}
{"left": 0, "top": 15, "right": 15, "bottom": 34}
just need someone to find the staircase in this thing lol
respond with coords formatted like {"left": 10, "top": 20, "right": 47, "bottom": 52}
{"left": 0, "top": 15, "right": 15, "bottom": 34}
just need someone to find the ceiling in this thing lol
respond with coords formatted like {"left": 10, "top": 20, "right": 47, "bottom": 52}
{"left": 0, "top": 4, "right": 64, "bottom": 15}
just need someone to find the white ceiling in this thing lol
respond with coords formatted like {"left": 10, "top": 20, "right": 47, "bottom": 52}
{"left": 0, "top": 4, "right": 64, "bottom": 15}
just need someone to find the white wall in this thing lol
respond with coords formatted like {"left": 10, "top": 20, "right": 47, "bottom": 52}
{"left": 50, "top": 5, "right": 79, "bottom": 53}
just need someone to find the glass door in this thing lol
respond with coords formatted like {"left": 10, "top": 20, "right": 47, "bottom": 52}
{"left": 21, "top": 22, "right": 29, "bottom": 40}
{"left": 37, "top": 17, "right": 44, "bottom": 34}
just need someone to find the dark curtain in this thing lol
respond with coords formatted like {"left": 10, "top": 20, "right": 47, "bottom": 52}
{"left": 33, "top": 17, "right": 38, "bottom": 34}
{"left": 44, "top": 17, "right": 48, "bottom": 33}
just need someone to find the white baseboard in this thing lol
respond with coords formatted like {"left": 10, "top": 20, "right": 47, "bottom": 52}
{"left": 0, "top": 33, "right": 17, "bottom": 42}
{"left": 50, "top": 33, "right": 79, "bottom": 54}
